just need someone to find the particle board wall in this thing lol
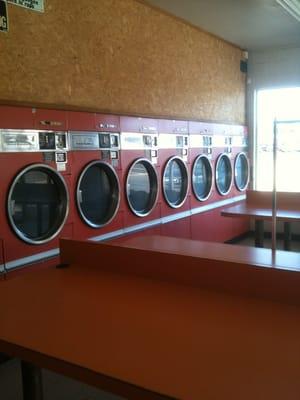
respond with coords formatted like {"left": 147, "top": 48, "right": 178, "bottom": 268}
{"left": 0, "top": 0, "right": 246, "bottom": 124}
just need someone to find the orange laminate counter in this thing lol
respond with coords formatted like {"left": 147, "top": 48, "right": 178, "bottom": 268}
{"left": 112, "top": 234, "right": 300, "bottom": 269}
{"left": 107, "top": 235, "right": 300, "bottom": 305}
{"left": 220, "top": 202, "right": 300, "bottom": 221}
{"left": 221, "top": 190, "right": 300, "bottom": 250}
{"left": 1, "top": 237, "right": 300, "bottom": 400}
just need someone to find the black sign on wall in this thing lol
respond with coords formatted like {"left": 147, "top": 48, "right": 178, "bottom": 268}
{"left": 0, "top": 0, "right": 8, "bottom": 32}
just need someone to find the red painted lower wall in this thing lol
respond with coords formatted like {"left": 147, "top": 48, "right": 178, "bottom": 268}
{"left": 111, "top": 209, "right": 249, "bottom": 245}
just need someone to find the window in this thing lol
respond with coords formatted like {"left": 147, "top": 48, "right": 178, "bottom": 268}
{"left": 255, "top": 87, "right": 300, "bottom": 191}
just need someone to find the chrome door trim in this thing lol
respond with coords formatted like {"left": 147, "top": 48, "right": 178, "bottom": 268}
{"left": 126, "top": 158, "right": 159, "bottom": 217}
{"left": 215, "top": 153, "right": 233, "bottom": 196}
{"left": 162, "top": 156, "right": 189, "bottom": 208}
{"left": 192, "top": 154, "right": 213, "bottom": 201}
{"left": 7, "top": 163, "right": 69, "bottom": 245}
{"left": 234, "top": 152, "right": 250, "bottom": 191}
{"left": 76, "top": 160, "right": 120, "bottom": 228}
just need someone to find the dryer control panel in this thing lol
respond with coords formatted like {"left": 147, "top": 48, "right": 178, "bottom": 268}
{"left": 213, "top": 135, "right": 233, "bottom": 157}
{"left": 99, "top": 132, "right": 120, "bottom": 167}
{"left": 189, "top": 134, "right": 213, "bottom": 157}
{"left": 0, "top": 130, "right": 68, "bottom": 152}
{"left": 69, "top": 131, "right": 120, "bottom": 167}
{"left": 0, "top": 130, "right": 68, "bottom": 170}
{"left": 120, "top": 132, "right": 158, "bottom": 164}
{"left": 158, "top": 134, "right": 189, "bottom": 161}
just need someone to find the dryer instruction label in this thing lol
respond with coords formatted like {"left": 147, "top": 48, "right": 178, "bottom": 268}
{"left": 8, "top": 0, "right": 44, "bottom": 12}
{"left": 0, "top": 1, "right": 8, "bottom": 32}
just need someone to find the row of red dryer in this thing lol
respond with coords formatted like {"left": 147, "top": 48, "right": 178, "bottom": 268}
{"left": 0, "top": 106, "right": 249, "bottom": 272}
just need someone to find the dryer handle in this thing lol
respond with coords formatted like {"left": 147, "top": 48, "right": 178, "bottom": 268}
{"left": 78, "top": 190, "right": 83, "bottom": 203}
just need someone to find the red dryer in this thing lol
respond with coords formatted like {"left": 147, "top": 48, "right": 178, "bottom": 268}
{"left": 230, "top": 125, "right": 250, "bottom": 238}
{"left": 213, "top": 123, "right": 249, "bottom": 201}
{"left": 209, "top": 124, "right": 235, "bottom": 203}
{"left": 158, "top": 119, "right": 191, "bottom": 239}
{"left": 212, "top": 123, "right": 249, "bottom": 242}
{"left": 189, "top": 121, "right": 215, "bottom": 206}
{"left": 119, "top": 116, "right": 161, "bottom": 239}
{"left": 231, "top": 125, "right": 250, "bottom": 195}
{"left": 0, "top": 106, "right": 73, "bottom": 272}
{"left": 68, "top": 111, "right": 124, "bottom": 242}
{"left": 189, "top": 121, "right": 217, "bottom": 241}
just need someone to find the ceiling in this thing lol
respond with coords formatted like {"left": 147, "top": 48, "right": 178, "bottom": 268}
{"left": 145, "top": 0, "right": 300, "bottom": 51}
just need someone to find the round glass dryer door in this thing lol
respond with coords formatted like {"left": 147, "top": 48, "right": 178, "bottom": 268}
{"left": 77, "top": 161, "right": 120, "bottom": 228}
{"left": 7, "top": 164, "right": 69, "bottom": 245}
{"left": 215, "top": 154, "right": 233, "bottom": 195}
{"left": 163, "top": 156, "right": 188, "bottom": 208}
{"left": 234, "top": 152, "right": 249, "bottom": 191}
{"left": 192, "top": 155, "right": 213, "bottom": 201}
{"left": 126, "top": 158, "right": 158, "bottom": 217}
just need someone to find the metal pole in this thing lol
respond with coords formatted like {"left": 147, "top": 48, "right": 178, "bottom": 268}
{"left": 272, "top": 119, "right": 277, "bottom": 258}
{"left": 21, "top": 361, "right": 44, "bottom": 400}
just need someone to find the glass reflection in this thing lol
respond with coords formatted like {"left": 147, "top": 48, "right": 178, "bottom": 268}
{"left": 193, "top": 156, "right": 212, "bottom": 200}
{"left": 216, "top": 155, "right": 232, "bottom": 194}
{"left": 164, "top": 159, "right": 186, "bottom": 206}
{"left": 235, "top": 154, "right": 248, "bottom": 190}
{"left": 79, "top": 165, "right": 115, "bottom": 226}
{"left": 10, "top": 169, "right": 66, "bottom": 241}
{"left": 127, "top": 162, "right": 151, "bottom": 214}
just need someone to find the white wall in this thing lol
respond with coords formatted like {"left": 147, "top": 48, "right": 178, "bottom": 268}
{"left": 248, "top": 46, "right": 300, "bottom": 90}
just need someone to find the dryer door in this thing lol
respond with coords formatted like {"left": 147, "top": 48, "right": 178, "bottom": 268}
{"left": 126, "top": 158, "right": 158, "bottom": 217}
{"left": 77, "top": 161, "right": 120, "bottom": 228}
{"left": 215, "top": 154, "right": 233, "bottom": 195}
{"left": 7, "top": 164, "right": 69, "bottom": 244}
{"left": 163, "top": 156, "right": 189, "bottom": 208}
{"left": 234, "top": 152, "right": 249, "bottom": 191}
{"left": 192, "top": 155, "right": 213, "bottom": 201}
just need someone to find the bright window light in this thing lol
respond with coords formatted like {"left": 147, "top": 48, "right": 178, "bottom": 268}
{"left": 276, "top": 0, "right": 300, "bottom": 22}
{"left": 255, "top": 87, "right": 300, "bottom": 192}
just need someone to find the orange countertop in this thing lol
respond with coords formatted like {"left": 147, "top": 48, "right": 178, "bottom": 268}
{"left": 112, "top": 234, "right": 300, "bottom": 270}
{"left": 221, "top": 202, "right": 300, "bottom": 221}
{"left": 221, "top": 190, "right": 300, "bottom": 221}
{"left": 1, "top": 238, "right": 300, "bottom": 399}
{"left": 107, "top": 235, "right": 300, "bottom": 305}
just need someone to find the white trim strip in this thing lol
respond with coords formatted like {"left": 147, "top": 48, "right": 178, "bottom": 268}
{"left": 3, "top": 248, "right": 59, "bottom": 272}
{"left": 123, "top": 218, "right": 161, "bottom": 234}
{"left": 1, "top": 195, "right": 246, "bottom": 271}
{"left": 190, "top": 195, "right": 246, "bottom": 215}
{"left": 89, "top": 229, "right": 125, "bottom": 242}
{"left": 90, "top": 195, "right": 245, "bottom": 241}
{"left": 161, "top": 210, "right": 191, "bottom": 224}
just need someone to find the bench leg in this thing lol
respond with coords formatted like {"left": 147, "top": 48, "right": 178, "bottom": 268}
{"left": 255, "top": 220, "right": 264, "bottom": 248}
{"left": 283, "top": 222, "right": 292, "bottom": 251}
{"left": 21, "top": 361, "right": 43, "bottom": 400}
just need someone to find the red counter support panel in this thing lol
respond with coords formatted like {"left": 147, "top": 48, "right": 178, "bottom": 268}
{"left": 1, "top": 237, "right": 300, "bottom": 399}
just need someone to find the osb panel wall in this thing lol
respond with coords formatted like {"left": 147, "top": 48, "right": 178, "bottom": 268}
{"left": 0, "top": 0, "right": 246, "bottom": 124}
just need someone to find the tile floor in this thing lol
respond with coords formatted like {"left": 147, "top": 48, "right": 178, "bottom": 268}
{"left": 233, "top": 232, "right": 300, "bottom": 252}
{"left": 0, "top": 358, "right": 123, "bottom": 400}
